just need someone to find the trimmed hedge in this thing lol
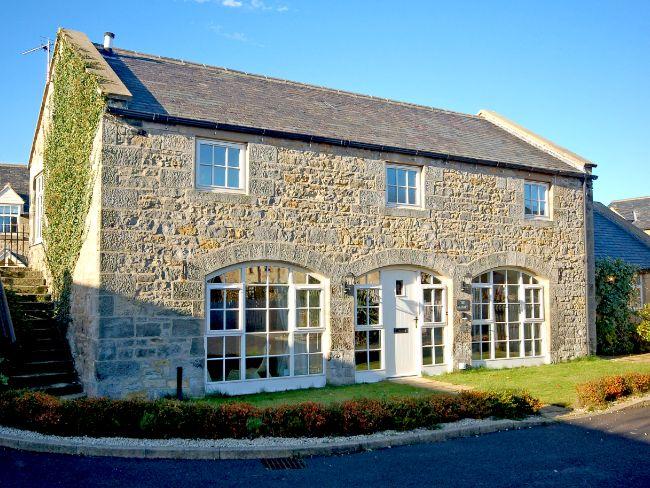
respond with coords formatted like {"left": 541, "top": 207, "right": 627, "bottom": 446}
{"left": 576, "top": 373, "right": 650, "bottom": 409}
{"left": 0, "top": 389, "right": 540, "bottom": 439}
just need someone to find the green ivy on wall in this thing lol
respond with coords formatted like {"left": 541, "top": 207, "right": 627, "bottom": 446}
{"left": 42, "top": 37, "right": 105, "bottom": 319}
{"left": 595, "top": 257, "right": 638, "bottom": 355}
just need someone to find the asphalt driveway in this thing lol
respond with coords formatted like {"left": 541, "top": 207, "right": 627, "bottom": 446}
{"left": 0, "top": 406, "right": 648, "bottom": 488}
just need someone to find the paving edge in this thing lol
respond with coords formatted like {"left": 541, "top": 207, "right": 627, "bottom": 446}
{"left": 0, "top": 417, "right": 555, "bottom": 460}
{"left": 553, "top": 393, "right": 650, "bottom": 421}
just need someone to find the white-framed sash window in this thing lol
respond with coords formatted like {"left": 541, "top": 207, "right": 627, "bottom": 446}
{"left": 420, "top": 272, "right": 446, "bottom": 366}
{"left": 386, "top": 164, "right": 421, "bottom": 207}
{"left": 196, "top": 139, "right": 246, "bottom": 192}
{"left": 205, "top": 264, "right": 325, "bottom": 383}
{"left": 471, "top": 269, "right": 545, "bottom": 360}
{"left": 524, "top": 181, "right": 549, "bottom": 219}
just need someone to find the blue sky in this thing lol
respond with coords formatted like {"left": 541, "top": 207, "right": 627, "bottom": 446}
{"left": 1, "top": 0, "right": 648, "bottom": 204}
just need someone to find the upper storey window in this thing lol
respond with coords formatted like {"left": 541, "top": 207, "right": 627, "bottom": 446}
{"left": 386, "top": 165, "right": 421, "bottom": 206}
{"left": 196, "top": 139, "right": 246, "bottom": 191}
{"left": 524, "top": 181, "right": 549, "bottom": 218}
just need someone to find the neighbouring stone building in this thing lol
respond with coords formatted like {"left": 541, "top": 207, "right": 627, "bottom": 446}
{"left": 0, "top": 162, "right": 30, "bottom": 266}
{"left": 28, "top": 29, "right": 597, "bottom": 398}
{"left": 610, "top": 197, "right": 650, "bottom": 236}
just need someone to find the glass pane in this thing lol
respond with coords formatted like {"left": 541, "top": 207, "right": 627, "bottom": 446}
{"left": 295, "top": 334, "right": 308, "bottom": 355}
{"left": 424, "top": 305, "right": 433, "bottom": 323}
{"left": 433, "top": 327, "right": 443, "bottom": 345}
{"left": 269, "top": 333, "right": 289, "bottom": 355}
{"left": 367, "top": 288, "right": 380, "bottom": 307}
{"left": 268, "top": 286, "right": 288, "bottom": 308}
{"left": 245, "top": 333, "right": 267, "bottom": 356}
{"left": 422, "top": 328, "right": 432, "bottom": 346}
{"left": 496, "top": 323, "right": 507, "bottom": 340}
{"left": 397, "top": 187, "right": 406, "bottom": 204}
{"left": 210, "top": 289, "right": 224, "bottom": 309}
{"left": 433, "top": 306, "right": 442, "bottom": 323}
{"left": 366, "top": 271, "right": 380, "bottom": 285}
{"left": 495, "top": 342, "right": 507, "bottom": 358}
{"left": 213, "top": 146, "right": 226, "bottom": 165}
{"left": 198, "top": 165, "right": 212, "bottom": 186}
{"left": 269, "top": 356, "right": 290, "bottom": 377}
{"left": 397, "top": 169, "right": 407, "bottom": 186}
{"left": 293, "top": 271, "right": 307, "bottom": 284}
{"left": 228, "top": 147, "right": 240, "bottom": 167}
{"left": 534, "top": 339, "right": 542, "bottom": 355}
{"left": 246, "top": 286, "right": 266, "bottom": 308}
{"left": 211, "top": 269, "right": 241, "bottom": 284}
{"left": 207, "top": 360, "right": 223, "bottom": 382}
{"left": 356, "top": 308, "right": 367, "bottom": 327}
{"left": 508, "top": 323, "right": 520, "bottom": 340}
{"left": 509, "top": 341, "right": 520, "bottom": 357}
{"left": 508, "top": 304, "right": 520, "bottom": 321}
{"left": 507, "top": 285, "right": 518, "bottom": 302}
{"left": 269, "top": 309, "right": 289, "bottom": 331}
{"left": 368, "top": 350, "right": 381, "bottom": 370}
{"left": 355, "top": 351, "right": 368, "bottom": 370}
{"left": 199, "top": 143, "right": 213, "bottom": 164}
{"left": 295, "top": 354, "right": 308, "bottom": 375}
{"left": 494, "top": 304, "right": 506, "bottom": 323}
{"left": 225, "top": 310, "right": 239, "bottom": 330}
{"left": 355, "top": 331, "right": 368, "bottom": 350}
{"left": 245, "top": 310, "right": 266, "bottom": 332}
{"left": 524, "top": 340, "right": 533, "bottom": 357}
{"left": 297, "top": 309, "right": 308, "bottom": 328}
{"left": 387, "top": 186, "right": 397, "bottom": 203}
{"left": 309, "top": 353, "right": 323, "bottom": 374}
{"left": 225, "top": 336, "right": 240, "bottom": 357}
{"left": 227, "top": 168, "right": 239, "bottom": 188}
{"left": 309, "top": 308, "right": 320, "bottom": 327}
{"left": 525, "top": 183, "right": 531, "bottom": 201}
{"left": 246, "top": 357, "right": 267, "bottom": 379}
{"left": 407, "top": 170, "right": 416, "bottom": 186}
{"left": 386, "top": 167, "right": 396, "bottom": 185}
{"left": 472, "top": 342, "right": 482, "bottom": 360}
{"left": 296, "top": 289, "right": 308, "bottom": 308}
{"left": 422, "top": 347, "right": 432, "bottom": 365}
{"left": 268, "top": 266, "right": 289, "bottom": 284}
{"left": 224, "top": 358, "right": 240, "bottom": 381}
{"left": 434, "top": 346, "right": 444, "bottom": 364}
{"left": 213, "top": 166, "right": 226, "bottom": 187}
{"left": 493, "top": 271, "right": 506, "bottom": 284}
{"left": 308, "top": 275, "right": 321, "bottom": 284}
{"left": 407, "top": 188, "right": 416, "bottom": 204}
{"left": 507, "top": 270, "right": 519, "bottom": 284}
{"left": 472, "top": 324, "right": 482, "bottom": 341}
{"left": 206, "top": 337, "right": 223, "bottom": 359}
{"left": 368, "top": 307, "right": 380, "bottom": 325}
{"left": 309, "top": 290, "right": 320, "bottom": 306}
{"left": 225, "top": 289, "right": 239, "bottom": 308}
{"left": 245, "top": 266, "right": 267, "bottom": 284}
{"left": 368, "top": 330, "right": 381, "bottom": 349}
{"left": 524, "top": 323, "right": 533, "bottom": 339}
{"left": 309, "top": 333, "right": 322, "bottom": 353}
{"left": 209, "top": 310, "right": 223, "bottom": 330}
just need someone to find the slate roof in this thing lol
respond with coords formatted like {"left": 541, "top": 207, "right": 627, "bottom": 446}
{"left": 99, "top": 47, "right": 584, "bottom": 177}
{"left": 0, "top": 163, "right": 29, "bottom": 207}
{"left": 594, "top": 202, "right": 650, "bottom": 270}
{"left": 609, "top": 197, "right": 650, "bottom": 232}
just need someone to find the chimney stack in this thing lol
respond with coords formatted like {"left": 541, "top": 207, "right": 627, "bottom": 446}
{"left": 103, "top": 32, "right": 115, "bottom": 51}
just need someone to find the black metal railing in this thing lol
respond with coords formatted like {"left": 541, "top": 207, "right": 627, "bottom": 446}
{"left": 1, "top": 224, "right": 29, "bottom": 267}
{"left": 0, "top": 280, "right": 15, "bottom": 344}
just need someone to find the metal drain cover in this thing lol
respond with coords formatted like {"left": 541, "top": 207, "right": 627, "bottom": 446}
{"left": 261, "top": 458, "right": 307, "bottom": 470}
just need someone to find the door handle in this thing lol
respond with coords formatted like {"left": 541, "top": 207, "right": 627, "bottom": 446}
{"left": 414, "top": 315, "right": 419, "bottom": 329}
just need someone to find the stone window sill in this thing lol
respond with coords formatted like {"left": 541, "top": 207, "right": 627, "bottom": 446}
{"left": 523, "top": 217, "right": 554, "bottom": 227}
{"left": 186, "top": 189, "right": 256, "bottom": 205}
{"left": 382, "top": 206, "right": 430, "bottom": 218}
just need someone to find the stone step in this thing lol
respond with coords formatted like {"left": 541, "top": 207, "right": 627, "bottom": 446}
{"left": 9, "top": 371, "right": 79, "bottom": 389}
{"left": 10, "top": 293, "right": 52, "bottom": 302}
{"left": 16, "top": 359, "right": 76, "bottom": 375}
{"left": 5, "top": 284, "right": 49, "bottom": 295}
{"left": 41, "top": 382, "right": 84, "bottom": 397}
{"left": 24, "top": 347, "right": 72, "bottom": 362}
{"left": 0, "top": 269, "right": 44, "bottom": 279}
{"left": 12, "top": 300, "right": 55, "bottom": 312}
{"left": 1, "top": 276, "right": 46, "bottom": 287}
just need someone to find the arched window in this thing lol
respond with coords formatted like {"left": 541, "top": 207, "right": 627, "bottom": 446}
{"left": 471, "top": 269, "right": 544, "bottom": 361}
{"left": 206, "top": 264, "right": 325, "bottom": 383}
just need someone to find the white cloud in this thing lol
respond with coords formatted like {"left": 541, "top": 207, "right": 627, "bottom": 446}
{"left": 222, "top": 0, "right": 243, "bottom": 6}
{"left": 207, "top": 23, "right": 264, "bottom": 47}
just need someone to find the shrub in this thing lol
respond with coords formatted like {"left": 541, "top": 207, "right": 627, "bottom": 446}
{"left": 635, "top": 305, "right": 650, "bottom": 352}
{"left": 576, "top": 373, "right": 650, "bottom": 409}
{"left": 595, "top": 258, "right": 639, "bottom": 355}
{"left": 0, "top": 389, "right": 540, "bottom": 440}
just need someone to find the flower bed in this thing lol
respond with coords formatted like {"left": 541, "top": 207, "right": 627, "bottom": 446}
{"left": 0, "top": 389, "right": 540, "bottom": 440}
{"left": 576, "top": 372, "right": 650, "bottom": 409}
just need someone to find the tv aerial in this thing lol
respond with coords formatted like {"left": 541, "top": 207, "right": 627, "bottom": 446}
{"left": 21, "top": 37, "right": 53, "bottom": 82}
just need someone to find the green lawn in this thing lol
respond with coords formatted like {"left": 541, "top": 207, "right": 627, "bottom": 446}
{"left": 198, "top": 381, "right": 439, "bottom": 408}
{"left": 436, "top": 356, "right": 650, "bottom": 407}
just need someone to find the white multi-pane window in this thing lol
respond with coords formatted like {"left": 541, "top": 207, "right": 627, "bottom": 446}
{"left": 420, "top": 272, "right": 446, "bottom": 365}
{"left": 205, "top": 264, "right": 324, "bottom": 383}
{"left": 471, "top": 270, "right": 544, "bottom": 361}
{"left": 33, "top": 173, "right": 44, "bottom": 243}
{"left": 354, "top": 271, "right": 382, "bottom": 371}
{"left": 196, "top": 139, "right": 246, "bottom": 191}
{"left": 386, "top": 165, "right": 420, "bottom": 206}
{"left": 524, "top": 181, "right": 549, "bottom": 218}
{"left": 0, "top": 205, "right": 19, "bottom": 233}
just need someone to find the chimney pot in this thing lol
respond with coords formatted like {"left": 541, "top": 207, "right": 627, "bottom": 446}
{"left": 103, "top": 32, "right": 115, "bottom": 51}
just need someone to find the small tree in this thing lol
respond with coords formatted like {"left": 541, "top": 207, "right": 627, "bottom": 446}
{"left": 595, "top": 258, "right": 638, "bottom": 355}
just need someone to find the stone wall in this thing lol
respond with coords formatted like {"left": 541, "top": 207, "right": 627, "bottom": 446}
{"left": 90, "top": 113, "right": 591, "bottom": 398}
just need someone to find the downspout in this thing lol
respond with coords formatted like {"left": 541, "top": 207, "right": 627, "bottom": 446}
{"left": 583, "top": 166, "right": 597, "bottom": 354}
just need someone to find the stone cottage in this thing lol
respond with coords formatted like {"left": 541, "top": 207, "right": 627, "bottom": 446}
{"left": 28, "top": 29, "right": 597, "bottom": 398}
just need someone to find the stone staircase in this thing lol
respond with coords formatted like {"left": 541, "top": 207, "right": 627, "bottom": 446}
{"left": 1, "top": 268, "right": 83, "bottom": 397}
